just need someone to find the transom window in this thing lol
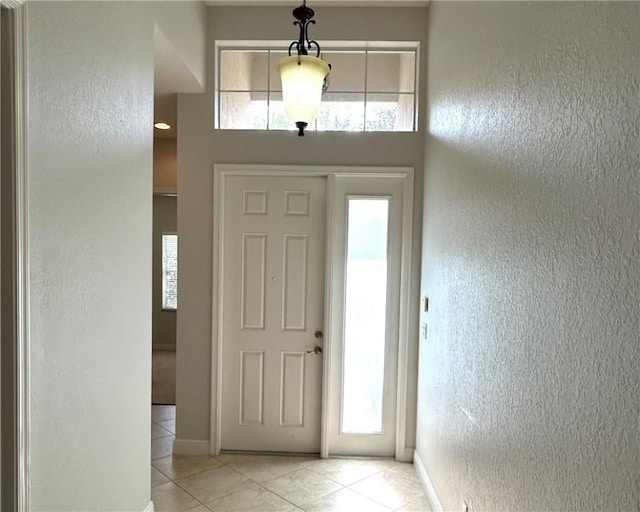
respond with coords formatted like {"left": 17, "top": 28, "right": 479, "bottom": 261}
{"left": 215, "top": 42, "right": 419, "bottom": 133}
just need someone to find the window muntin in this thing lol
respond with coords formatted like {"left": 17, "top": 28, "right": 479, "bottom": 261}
{"left": 162, "top": 234, "right": 178, "bottom": 311}
{"left": 215, "top": 43, "right": 419, "bottom": 133}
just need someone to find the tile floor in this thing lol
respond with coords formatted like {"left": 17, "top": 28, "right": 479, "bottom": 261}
{"left": 151, "top": 405, "right": 432, "bottom": 512}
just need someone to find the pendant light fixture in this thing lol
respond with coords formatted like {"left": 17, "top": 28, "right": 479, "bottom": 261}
{"left": 278, "top": 0, "right": 330, "bottom": 137}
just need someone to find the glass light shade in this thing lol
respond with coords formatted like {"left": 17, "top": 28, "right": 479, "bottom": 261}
{"left": 278, "top": 55, "right": 330, "bottom": 126}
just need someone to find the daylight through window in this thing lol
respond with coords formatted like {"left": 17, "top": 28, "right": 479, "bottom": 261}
{"left": 215, "top": 43, "right": 419, "bottom": 133}
{"left": 162, "top": 234, "right": 178, "bottom": 310}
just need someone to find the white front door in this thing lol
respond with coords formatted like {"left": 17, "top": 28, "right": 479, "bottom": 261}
{"left": 220, "top": 174, "right": 326, "bottom": 453}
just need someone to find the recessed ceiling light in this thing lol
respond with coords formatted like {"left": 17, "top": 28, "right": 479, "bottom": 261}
{"left": 154, "top": 122, "right": 171, "bottom": 130}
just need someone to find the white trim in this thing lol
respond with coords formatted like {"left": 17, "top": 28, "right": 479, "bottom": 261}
{"left": 413, "top": 449, "right": 444, "bottom": 512}
{"left": 153, "top": 188, "right": 177, "bottom": 197}
{"left": 211, "top": 164, "right": 415, "bottom": 460}
{"left": 13, "top": 5, "right": 30, "bottom": 510}
{"left": 210, "top": 165, "right": 223, "bottom": 455}
{"left": 142, "top": 501, "right": 155, "bottom": 512}
{"left": 320, "top": 173, "right": 337, "bottom": 459}
{"left": 173, "top": 438, "right": 210, "bottom": 456}
{"left": 395, "top": 168, "right": 414, "bottom": 461}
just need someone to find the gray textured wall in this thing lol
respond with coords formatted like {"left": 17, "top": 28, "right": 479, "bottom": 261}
{"left": 418, "top": 2, "right": 639, "bottom": 510}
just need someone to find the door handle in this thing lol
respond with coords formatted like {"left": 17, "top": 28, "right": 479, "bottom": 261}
{"left": 314, "top": 330, "right": 323, "bottom": 339}
{"left": 306, "top": 346, "right": 322, "bottom": 355}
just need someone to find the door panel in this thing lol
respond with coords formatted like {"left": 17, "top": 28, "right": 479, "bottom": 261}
{"left": 327, "top": 176, "right": 406, "bottom": 456}
{"left": 221, "top": 175, "right": 326, "bottom": 453}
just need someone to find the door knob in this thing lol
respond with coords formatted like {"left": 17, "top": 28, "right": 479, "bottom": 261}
{"left": 314, "top": 330, "right": 323, "bottom": 339}
{"left": 306, "top": 346, "right": 322, "bottom": 355}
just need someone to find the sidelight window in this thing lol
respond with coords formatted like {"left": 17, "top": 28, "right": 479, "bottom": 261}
{"left": 341, "top": 198, "right": 390, "bottom": 434}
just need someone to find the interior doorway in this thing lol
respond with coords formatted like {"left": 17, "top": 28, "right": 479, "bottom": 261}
{"left": 212, "top": 165, "right": 414, "bottom": 460}
{"left": 152, "top": 193, "right": 177, "bottom": 407}
{"left": 151, "top": 94, "right": 178, "bottom": 452}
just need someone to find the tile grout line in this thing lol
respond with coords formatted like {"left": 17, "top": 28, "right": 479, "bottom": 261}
{"left": 225, "top": 463, "right": 320, "bottom": 511}
{"left": 342, "top": 467, "right": 417, "bottom": 510}
{"left": 346, "top": 466, "right": 426, "bottom": 512}
{"left": 149, "top": 429, "right": 428, "bottom": 512}
{"left": 305, "top": 463, "right": 388, "bottom": 488}
{"left": 244, "top": 478, "right": 306, "bottom": 511}
{"left": 170, "top": 461, "right": 237, "bottom": 511}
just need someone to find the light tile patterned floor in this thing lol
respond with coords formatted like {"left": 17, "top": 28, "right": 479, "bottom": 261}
{"left": 151, "top": 405, "right": 432, "bottom": 512}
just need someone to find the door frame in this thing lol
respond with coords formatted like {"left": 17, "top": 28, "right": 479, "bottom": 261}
{"left": 211, "top": 164, "right": 414, "bottom": 461}
{"left": 1, "top": 2, "right": 29, "bottom": 510}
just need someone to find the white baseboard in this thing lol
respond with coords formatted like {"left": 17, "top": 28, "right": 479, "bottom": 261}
{"left": 142, "top": 501, "right": 154, "bottom": 512}
{"left": 152, "top": 344, "right": 176, "bottom": 352}
{"left": 173, "top": 438, "right": 210, "bottom": 455}
{"left": 413, "top": 449, "right": 443, "bottom": 512}
{"left": 153, "top": 187, "right": 177, "bottom": 196}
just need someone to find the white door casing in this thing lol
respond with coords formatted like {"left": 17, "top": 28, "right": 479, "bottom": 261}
{"left": 220, "top": 175, "right": 326, "bottom": 452}
{"left": 211, "top": 165, "right": 414, "bottom": 460}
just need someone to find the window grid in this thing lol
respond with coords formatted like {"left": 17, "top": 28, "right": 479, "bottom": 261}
{"left": 363, "top": 49, "right": 369, "bottom": 131}
{"left": 216, "top": 44, "right": 419, "bottom": 133}
{"left": 162, "top": 233, "right": 178, "bottom": 311}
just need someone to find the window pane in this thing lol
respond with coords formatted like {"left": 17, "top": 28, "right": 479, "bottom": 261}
{"left": 315, "top": 93, "right": 364, "bottom": 132}
{"left": 341, "top": 199, "right": 389, "bottom": 434}
{"left": 365, "top": 93, "right": 414, "bottom": 132}
{"left": 323, "top": 52, "right": 365, "bottom": 92}
{"left": 220, "top": 92, "right": 268, "bottom": 129}
{"left": 367, "top": 51, "right": 415, "bottom": 93}
{"left": 220, "top": 50, "right": 268, "bottom": 91}
{"left": 268, "top": 92, "right": 294, "bottom": 131}
{"left": 162, "top": 234, "right": 178, "bottom": 310}
{"left": 269, "top": 50, "right": 288, "bottom": 92}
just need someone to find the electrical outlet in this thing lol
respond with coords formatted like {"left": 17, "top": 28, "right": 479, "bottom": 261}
{"left": 421, "top": 322, "right": 428, "bottom": 339}
{"left": 462, "top": 501, "right": 469, "bottom": 512}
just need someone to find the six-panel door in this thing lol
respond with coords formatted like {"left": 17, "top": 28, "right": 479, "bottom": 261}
{"left": 221, "top": 175, "right": 326, "bottom": 453}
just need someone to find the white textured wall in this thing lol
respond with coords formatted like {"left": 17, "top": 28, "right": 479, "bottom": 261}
{"left": 176, "top": 6, "right": 427, "bottom": 445}
{"left": 26, "top": 2, "right": 153, "bottom": 510}
{"left": 154, "top": 1, "right": 207, "bottom": 91}
{"left": 418, "top": 2, "right": 639, "bottom": 510}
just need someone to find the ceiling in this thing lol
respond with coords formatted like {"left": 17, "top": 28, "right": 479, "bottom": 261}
{"left": 154, "top": 93, "right": 178, "bottom": 139}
